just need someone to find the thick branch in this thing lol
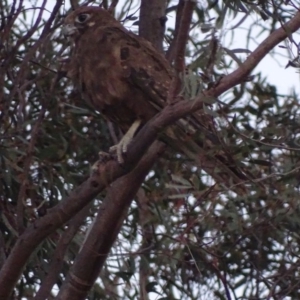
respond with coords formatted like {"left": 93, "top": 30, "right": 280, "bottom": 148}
{"left": 0, "top": 10, "right": 300, "bottom": 299}
{"left": 139, "top": 0, "right": 167, "bottom": 53}
{"left": 34, "top": 204, "right": 92, "bottom": 300}
{"left": 56, "top": 141, "right": 166, "bottom": 300}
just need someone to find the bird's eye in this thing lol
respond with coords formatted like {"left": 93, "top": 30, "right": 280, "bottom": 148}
{"left": 75, "top": 13, "right": 90, "bottom": 23}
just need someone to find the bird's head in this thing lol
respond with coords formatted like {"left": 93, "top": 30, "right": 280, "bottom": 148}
{"left": 63, "top": 6, "right": 118, "bottom": 39}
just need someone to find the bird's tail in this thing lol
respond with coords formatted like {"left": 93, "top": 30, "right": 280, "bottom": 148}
{"left": 160, "top": 114, "right": 256, "bottom": 195}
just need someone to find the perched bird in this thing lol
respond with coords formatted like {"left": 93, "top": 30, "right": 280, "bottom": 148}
{"left": 63, "top": 6, "right": 250, "bottom": 192}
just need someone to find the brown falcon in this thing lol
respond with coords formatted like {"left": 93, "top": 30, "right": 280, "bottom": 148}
{"left": 63, "top": 6, "right": 250, "bottom": 190}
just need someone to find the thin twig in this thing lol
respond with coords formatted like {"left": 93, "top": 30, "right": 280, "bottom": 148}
{"left": 108, "top": 0, "right": 119, "bottom": 13}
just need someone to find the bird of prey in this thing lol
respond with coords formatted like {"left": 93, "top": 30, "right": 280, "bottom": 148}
{"left": 63, "top": 6, "right": 250, "bottom": 191}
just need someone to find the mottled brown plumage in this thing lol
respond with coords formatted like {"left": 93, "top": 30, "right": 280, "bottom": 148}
{"left": 63, "top": 6, "right": 251, "bottom": 192}
{"left": 64, "top": 6, "right": 171, "bottom": 132}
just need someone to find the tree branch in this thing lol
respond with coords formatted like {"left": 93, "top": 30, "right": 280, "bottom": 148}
{"left": 139, "top": 0, "right": 167, "bottom": 53}
{"left": 166, "top": 0, "right": 184, "bottom": 62}
{"left": 173, "top": 0, "right": 195, "bottom": 73}
{"left": 34, "top": 203, "right": 92, "bottom": 300}
{"left": 167, "top": 0, "right": 195, "bottom": 103}
{"left": 57, "top": 141, "right": 166, "bottom": 300}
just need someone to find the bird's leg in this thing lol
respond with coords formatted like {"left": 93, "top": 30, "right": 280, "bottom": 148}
{"left": 109, "top": 119, "right": 141, "bottom": 163}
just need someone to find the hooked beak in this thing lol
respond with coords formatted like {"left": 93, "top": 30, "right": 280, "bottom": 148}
{"left": 62, "top": 24, "right": 78, "bottom": 37}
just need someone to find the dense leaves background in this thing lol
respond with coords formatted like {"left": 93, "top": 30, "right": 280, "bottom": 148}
{"left": 1, "top": 0, "right": 300, "bottom": 299}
